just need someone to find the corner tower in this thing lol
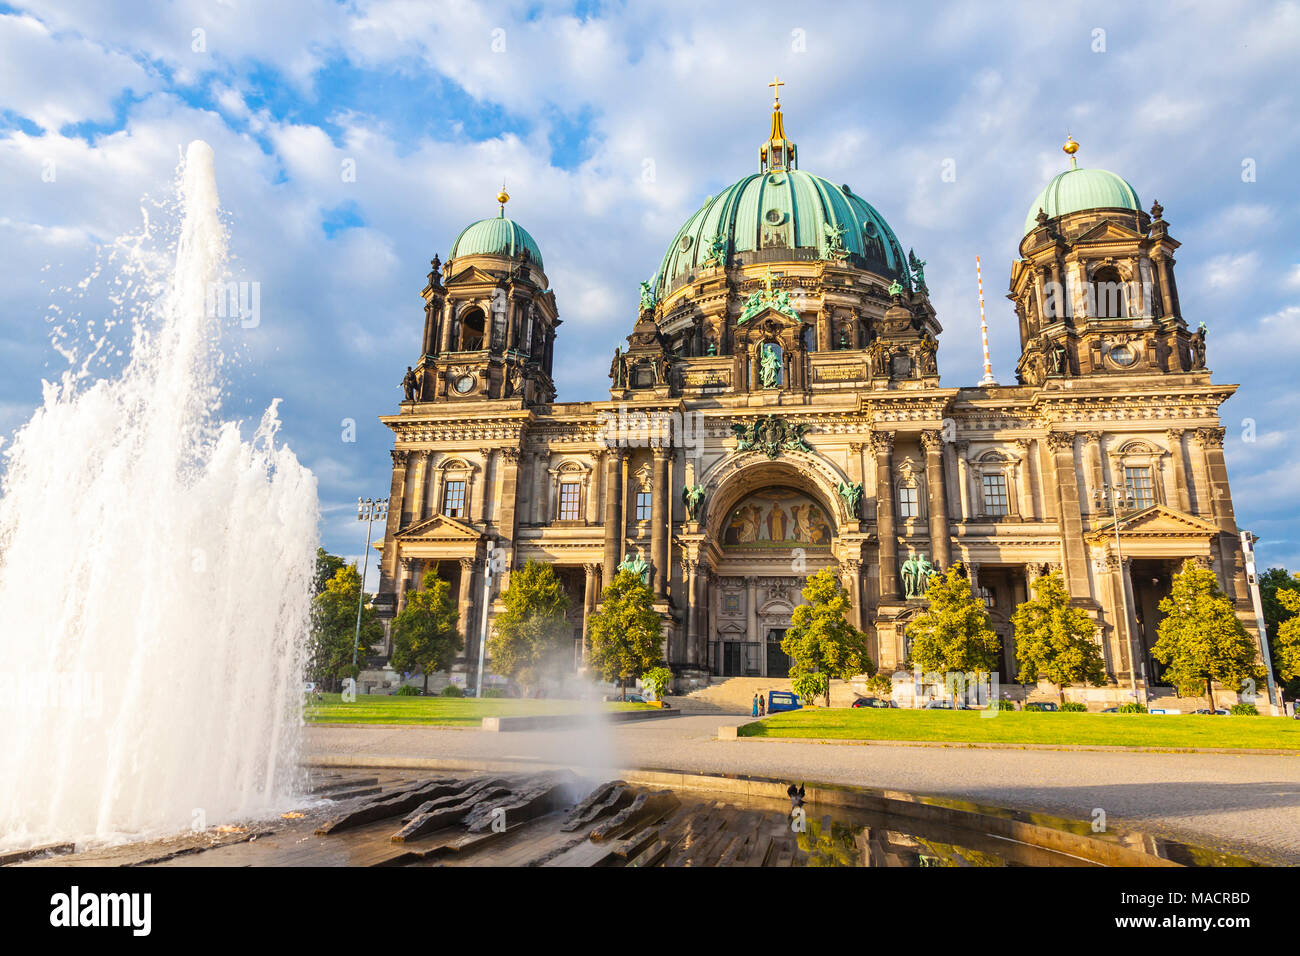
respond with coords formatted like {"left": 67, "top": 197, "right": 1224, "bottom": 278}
{"left": 1010, "top": 137, "right": 1200, "bottom": 385}
{"left": 410, "top": 189, "right": 560, "bottom": 406}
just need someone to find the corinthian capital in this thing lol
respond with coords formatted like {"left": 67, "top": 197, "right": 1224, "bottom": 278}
{"left": 920, "top": 429, "right": 944, "bottom": 453}
{"left": 1046, "top": 431, "right": 1076, "bottom": 452}
{"left": 870, "top": 431, "right": 895, "bottom": 454}
{"left": 1195, "top": 426, "right": 1225, "bottom": 448}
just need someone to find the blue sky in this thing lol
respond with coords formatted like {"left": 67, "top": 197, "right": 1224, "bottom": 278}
{"left": 2, "top": 0, "right": 1298, "bottom": 583}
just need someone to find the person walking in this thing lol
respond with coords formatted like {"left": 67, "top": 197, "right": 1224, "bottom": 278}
{"left": 752, "top": 693, "right": 759, "bottom": 718}
{"left": 759, "top": 694, "right": 766, "bottom": 717}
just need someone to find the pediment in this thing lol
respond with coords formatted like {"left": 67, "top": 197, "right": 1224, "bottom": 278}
{"left": 445, "top": 265, "right": 503, "bottom": 287}
{"left": 742, "top": 306, "right": 801, "bottom": 330}
{"left": 395, "top": 513, "right": 483, "bottom": 542}
{"left": 1086, "top": 504, "right": 1220, "bottom": 542}
{"left": 1074, "top": 219, "right": 1143, "bottom": 243}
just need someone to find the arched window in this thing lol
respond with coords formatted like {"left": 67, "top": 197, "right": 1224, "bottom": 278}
{"left": 1091, "top": 266, "right": 1126, "bottom": 319}
{"left": 458, "top": 307, "right": 486, "bottom": 351}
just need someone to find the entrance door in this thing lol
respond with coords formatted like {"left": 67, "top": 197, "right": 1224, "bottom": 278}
{"left": 766, "top": 628, "right": 791, "bottom": 678}
{"left": 723, "top": 641, "right": 742, "bottom": 677}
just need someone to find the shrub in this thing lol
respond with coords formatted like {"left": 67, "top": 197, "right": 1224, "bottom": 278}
{"left": 1230, "top": 702, "right": 1259, "bottom": 716}
{"left": 441, "top": 684, "right": 465, "bottom": 698}
{"left": 1118, "top": 702, "right": 1148, "bottom": 714}
{"left": 395, "top": 684, "right": 420, "bottom": 696}
{"left": 1060, "top": 701, "right": 1087, "bottom": 712}
{"left": 996, "top": 699, "right": 1017, "bottom": 711}
{"left": 642, "top": 666, "right": 675, "bottom": 700}
{"left": 482, "top": 687, "right": 507, "bottom": 698}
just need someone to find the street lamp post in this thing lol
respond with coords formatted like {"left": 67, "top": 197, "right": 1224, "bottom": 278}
{"left": 353, "top": 497, "right": 389, "bottom": 673}
{"left": 1240, "top": 530, "right": 1279, "bottom": 712}
{"left": 1094, "top": 483, "right": 1145, "bottom": 706}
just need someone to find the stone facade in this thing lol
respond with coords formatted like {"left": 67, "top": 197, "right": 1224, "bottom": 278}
{"left": 373, "top": 107, "right": 1249, "bottom": 699}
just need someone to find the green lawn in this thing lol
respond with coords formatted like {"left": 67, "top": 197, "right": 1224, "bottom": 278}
{"left": 738, "top": 708, "right": 1300, "bottom": 750}
{"left": 304, "top": 692, "right": 654, "bottom": 726}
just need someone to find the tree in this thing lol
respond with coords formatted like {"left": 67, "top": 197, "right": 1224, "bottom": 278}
{"left": 1151, "top": 559, "right": 1262, "bottom": 710}
{"left": 1270, "top": 578, "right": 1300, "bottom": 698}
{"left": 905, "top": 564, "right": 1000, "bottom": 688}
{"left": 1012, "top": 570, "right": 1106, "bottom": 704}
{"left": 781, "top": 569, "right": 873, "bottom": 708}
{"left": 587, "top": 569, "right": 664, "bottom": 699}
{"left": 310, "top": 563, "right": 383, "bottom": 691}
{"left": 313, "top": 547, "right": 347, "bottom": 595}
{"left": 1260, "top": 568, "right": 1300, "bottom": 697}
{"left": 391, "top": 571, "right": 463, "bottom": 693}
{"left": 488, "top": 560, "right": 573, "bottom": 695}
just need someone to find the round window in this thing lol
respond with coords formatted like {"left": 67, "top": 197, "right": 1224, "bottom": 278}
{"left": 863, "top": 221, "right": 879, "bottom": 238}
{"left": 678, "top": 235, "right": 693, "bottom": 252}
{"left": 765, "top": 208, "right": 786, "bottom": 225}
{"left": 1109, "top": 345, "right": 1137, "bottom": 367}
{"left": 454, "top": 375, "right": 475, "bottom": 393}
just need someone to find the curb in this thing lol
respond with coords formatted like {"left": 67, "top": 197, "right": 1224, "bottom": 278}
{"left": 725, "top": 730, "right": 1300, "bottom": 756}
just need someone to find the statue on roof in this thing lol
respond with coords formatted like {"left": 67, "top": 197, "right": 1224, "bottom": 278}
{"left": 908, "top": 250, "right": 929, "bottom": 295}
{"left": 639, "top": 280, "right": 655, "bottom": 312}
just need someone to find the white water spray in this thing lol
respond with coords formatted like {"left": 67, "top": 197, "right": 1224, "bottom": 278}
{"left": 0, "top": 141, "right": 319, "bottom": 849}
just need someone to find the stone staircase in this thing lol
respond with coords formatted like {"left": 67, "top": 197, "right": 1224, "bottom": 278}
{"left": 672, "top": 676, "right": 863, "bottom": 714}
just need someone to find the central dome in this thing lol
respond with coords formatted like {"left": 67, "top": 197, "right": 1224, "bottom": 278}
{"left": 653, "top": 91, "right": 907, "bottom": 299}
{"left": 654, "top": 170, "right": 908, "bottom": 296}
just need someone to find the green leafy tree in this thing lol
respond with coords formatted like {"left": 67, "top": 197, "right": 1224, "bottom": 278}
{"left": 791, "top": 672, "right": 829, "bottom": 707}
{"left": 905, "top": 564, "right": 1000, "bottom": 684}
{"left": 1270, "top": 581, "right": 1300, "bottom": 698}
{"left": 781, "top": 569, "right": 873, "bottom": 707}
{"left": 642, "top": 666, "right": 674, "bottom": 700}
{"left": 1261, "top": 568, "right": 1300, "bottom": 697}
{"left": 1011, "top": 570, "right": 1106, "bottom": 703}
{"left": 1151, "top": 559, "right": 1262, "bottom": 710}
{"left": 391, "top": 572, "right": 463, "bottom": 693}
{"left": 488, "top": 560, "right": 573, "bottom": 694}
{"left": 313, "top": 547, "right": 347, "bottom": 595}
{"left": 310, "top": 563, "right": 382, "bottom": 691}
{"left": 588, "top": 570, "right": 664, "bottom": 699}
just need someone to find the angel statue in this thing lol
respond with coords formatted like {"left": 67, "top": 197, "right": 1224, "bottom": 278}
{"left": 639, "top": 280, "right": 655, "bottom": 312}
{"left": 682, "top": 484, "right": 706, "bottom": 521}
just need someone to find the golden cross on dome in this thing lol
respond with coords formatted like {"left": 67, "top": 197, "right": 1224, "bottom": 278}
{"left": 768, "top": 75, "right": 784, "bottom": 108}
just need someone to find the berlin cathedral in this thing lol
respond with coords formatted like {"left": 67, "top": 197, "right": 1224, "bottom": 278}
{"left": 371, "top": 83, "right": 1248, "bottom": 702}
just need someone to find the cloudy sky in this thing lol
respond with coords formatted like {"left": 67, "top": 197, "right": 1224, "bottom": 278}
{"left": 2, "top": 0, "right": 1298, "bottom": 580}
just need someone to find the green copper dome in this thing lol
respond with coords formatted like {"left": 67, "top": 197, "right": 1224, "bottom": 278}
{"left": 654, "top": 169, "right": 907, "bottom": 295}
{"left": 449, "top": 213, "right": 544, "bottom": 270}
{"left": 1024, "top": 166, "right": 1141, "bottom": 236}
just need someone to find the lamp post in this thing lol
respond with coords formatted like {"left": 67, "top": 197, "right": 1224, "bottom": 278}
{"left": 353, "top": 497, "right": 389, "bottom": 673}
{"left": 474, "top": 540, "right": 496, "bottom": 700}
{"left": 1094, "top": 483, "right": 1144, "bottom": 706}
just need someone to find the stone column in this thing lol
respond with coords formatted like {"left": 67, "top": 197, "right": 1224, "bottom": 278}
{"left": 1014, "top": 439, "right": 1035, "bottom": 520}
{"left": 582, "top": 562, "right": 599, "bottom": 663}
{"left": 652, "top": 446, "right": 669, "bottom": 598}
{"left": 746, "top": 577, "right": 759, "bottom": 649}
{"left": 841, "top": 560, "right": 864, "bottom": 632}
{"left": 1153, "top": 254, "right": 1175, "bottom": 319}
{"left": 1196, "top": 426, "right": 1246, "bottom": 601}
{"left": 921, "top": 430, "right": 951, "bottom": 570}
{"left": 457, "top": 557, "right": 476, "bottom": 665}
{"left": 406, "top": 451, "right": 429, "bottom": 524}
{"left": 474, "top": 453, "right": 492, "bottom": 523}
{"left": 586, "top": 451, "right": 603, "bottom": 524}
{"left": 1163, "top": 430, "right": 1190, "bottom": 512}
{"left": 954, "top": 440, "right": 971, "bottom": 521}
{"left": 1084, "top": 431, "right": 1104, "bottom": 510}
{"left": 496, "top": 448, "right": 521, "bottom": 589}
{"left": 601, "top": 449, "right": 624, "bottom": 582}
{"left": 683, "top": 557, "right": 699, "bottom": 665}
{"left": 380, "top": 450, "right": 409, "bottom": 585}
{"left": 872, "top": 432, "right": 899, "bottom": 600}
{"left": 439, "top": 300, "right": 454, "bottom": 353}
{"left": 1046, "top": 431, "right": 1091, "bottom": 599}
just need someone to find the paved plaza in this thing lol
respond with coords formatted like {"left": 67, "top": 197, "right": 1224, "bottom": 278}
{"left": 305, "top": 715, "right": 1300, "bottom": 865}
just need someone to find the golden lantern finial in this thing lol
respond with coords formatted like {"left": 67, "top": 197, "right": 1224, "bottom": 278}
{"left": 768, "top": 74, "right": 785, "bottom": 109}
{"left": 1063, "top": 134, "right": 1079, "bottom": 169}
{"left": 496, "top": 182, "right": 510, "bottom": 215}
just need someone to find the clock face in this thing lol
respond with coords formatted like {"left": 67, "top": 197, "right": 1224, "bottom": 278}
{"left": 454, "top": 375, "right": 475, "bottom": 394}
{"left": 1109, "top": 345, "right": 1137, "bottom": 367}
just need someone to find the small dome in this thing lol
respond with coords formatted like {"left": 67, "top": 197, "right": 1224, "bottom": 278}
{"left": 1024, "top": 166, "right": 1141, "bottom": 236}
{"left": 449, "top": 213, "right": 544, "bottom": 270}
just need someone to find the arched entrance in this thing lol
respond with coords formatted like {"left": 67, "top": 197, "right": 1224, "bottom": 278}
{"left": 697, "top": 456, "right": 844, "bottom": 676}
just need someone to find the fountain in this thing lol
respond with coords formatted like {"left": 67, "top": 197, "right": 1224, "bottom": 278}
{"left": 0, "top": 141, "right": 319, "bottom": 850}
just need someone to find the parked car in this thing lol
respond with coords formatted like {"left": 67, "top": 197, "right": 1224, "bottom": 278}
{"left": 767, "top": 691, "right": 801, "bottom": 713}
{"left": 851, "top": 696, "right": 896, "bottom": 709}
{"left": 1100, "top": 706, "right": 1119, "bottom": 713}
{"left": 603, "top": 692, "right": 648, "bottom": 703}
{"left": 1191, "top": 708, "right": 1229, "bottom": 715}
{"left": 922, "top": 699, "right": 953, "bottom": 709}
{"left": 1024, "top": 701, "right": 1059, "bottom": 712}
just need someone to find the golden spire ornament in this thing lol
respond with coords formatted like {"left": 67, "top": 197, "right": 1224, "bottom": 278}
{"left": 496, "top": 182, "right": 510, "bottom": 216}
{"left": 1063, "top": 134, "right": 1079, "bottom": 169}
{"left": 768, "top": 74, "right": 784, "bottom": 109}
